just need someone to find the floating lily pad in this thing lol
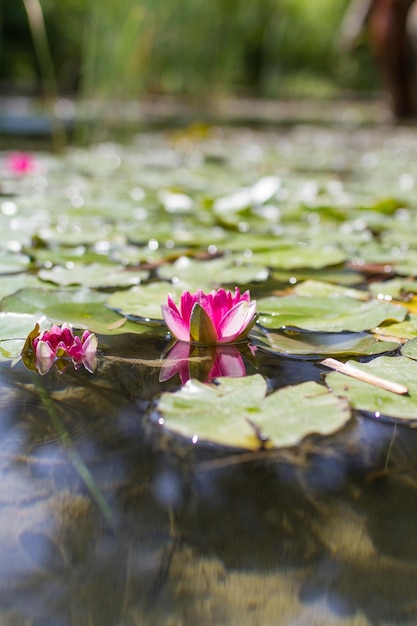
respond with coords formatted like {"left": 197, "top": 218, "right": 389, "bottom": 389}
{"left": 157, "top": 256, "right": 268, "bottom": 290}
{"left": 0, "top": 288, "right": 155, "bottom": 335}
{"left": 325, "top": 355, "right": 417, "bottom": 421}
{"left": 257, "top": 294, "right": 407, "bottom": 332}
{"left": 38, "top": 262, "right": 147, "bottom": 288}
{"left": 270, "top": 268, "right": 364, "bottom": 286}
{"left": 0, "top": 312, "right": 49, "bottom": 360}
{"left": 261, "top": 330, "right": 399, "bottom": 358}
{"left": 107, "top": 282, "right": 184, "bottom": 321}
{"left": 368, "top": 278, "right": 417, "bottom": 299}
{"left": 373, "top": 315, "right": 417, "bottom": 341}
{"left": 154, "top": 374, "right": 351, "bottom": 450}
{"left": 249, "top": 246, "right": 346, "bottom": 270}
{"left": 292, "top": 279, "right": 368, "bottom": 300}
{"left": 400, "top": 337, "right": 417, "bottom": 360}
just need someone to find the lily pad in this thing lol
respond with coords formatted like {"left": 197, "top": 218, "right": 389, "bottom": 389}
{"left": 0, "top": 288, "right": 156, "bottom": 335}
{"left": 373, "top": 315, "right": 417, "bottom": 341}
{"left": 325, "top": 355, "right": 417, "bottom": 420}
{"left": 154, "top": 374, "right": 351, "bottom": 450}
{"left": 107, "top": 282, "right": 184, "bottom": 321}
{"left": 248, "top": 245, "right": 346, "bottom": 270}
{"left": 38, "top": 262, "right": 148, "bottom": 288}
{"left": 261, "top": 330, "right": 399, "bottom": 358}
{"left": 0, "top": 312, "right": 49, "bottom": 360}
{"left": 257, "top": 294, "right": 407, "bottom": 332}
{"left": 400, "top": 338, "right": 417, "bottom": 360}
{"left": 369, "top": 278, "right": 417, "bottom": 299}
{"left": 157, "top": 256, "right": 268, "bottom": 290}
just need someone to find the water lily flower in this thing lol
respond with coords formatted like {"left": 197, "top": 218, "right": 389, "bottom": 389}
{"left": 161, "top": 288, "right": 257, "bottom": 345}
{"left": 23, "top": 323, "right": 98, "bottom": 375}
{"left": 160, "top": 341, "right": 250, "bottom": 384}
{"left": 6, "top": 151, "right": 35, "bottom": 175}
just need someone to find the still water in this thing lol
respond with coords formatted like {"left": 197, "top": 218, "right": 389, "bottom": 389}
{"left": 0, "top": 331, "right": 416, "bottom": 626}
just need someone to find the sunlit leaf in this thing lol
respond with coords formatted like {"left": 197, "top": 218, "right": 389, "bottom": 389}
{"left": 155, "top": 375, "right": 351, "bottom": 450}
{"left": 325, "top": 356, "right": 417, "bottom": 420}
{"left": 157, "top": 256, "right": 268, "bottom": 290}
{"left": 0, "top": 312, "right": 49, "bottom": 360}
{"left": 261, "top": 330, "right": 399, "bottom": 357}
{"left": 257, "top": 294, "right": 407, "bottom": 332}
{"left": 38, "top": 262, "right": 147, "bottom": 288}
{"left": 107, "top": 283, "right": 184, "bottom": 321}
{"left": 0, "top": 288, "right": 156, "bottom": 335}
{"left": 248, "top": 246, "right": 346, "bottom": 270}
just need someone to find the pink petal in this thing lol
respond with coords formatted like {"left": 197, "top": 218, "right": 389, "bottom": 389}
{"left": 189, "top": 302, "right": 219, "bottom": 344}
{"left": 161, "top": 303, "right": 190, "bottom": 341}
{"left": 82, "top": 332, "right": 98, "bottom": 359}
{"left": 35, "top": 340, "right": 55, "bottom": 375}
{"left": 217, "top": 300, "right": 256, "bottom": 343}
{"left": 179, "top": 291, "right": 197, "bottom": 323}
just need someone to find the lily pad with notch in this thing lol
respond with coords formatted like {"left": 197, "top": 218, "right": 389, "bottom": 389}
{"left": 153, "top": 374, "right": 351, "bottom": 450}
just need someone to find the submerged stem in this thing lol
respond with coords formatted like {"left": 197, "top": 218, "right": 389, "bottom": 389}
{"left": 32, "top": 375, "right": 116, "bottom": 532}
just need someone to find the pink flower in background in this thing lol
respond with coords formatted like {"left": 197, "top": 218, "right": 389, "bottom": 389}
{"left": 6, "top": 151, "right": 35, "bottom": 175}
{"left": 159, "top": 341, "right": 248, "bottom": 384}
{"left": 161, "top": 288, "right": 257, "bottom": 345}
{"left": 32, "top": 324, "right": 98, "bottom": 375}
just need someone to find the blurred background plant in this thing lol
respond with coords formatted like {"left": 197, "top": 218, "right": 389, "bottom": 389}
{"left": 0, "top": 0, "right": 379, "bottom": 101}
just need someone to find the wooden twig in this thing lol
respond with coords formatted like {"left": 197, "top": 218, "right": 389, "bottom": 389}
{"left": 321, "top": 357, "right": 409, "bottom": 395}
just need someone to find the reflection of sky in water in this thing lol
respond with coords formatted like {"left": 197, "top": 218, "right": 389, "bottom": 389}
{"left": 0, "top": 347, "right": 416, "bottom": 626}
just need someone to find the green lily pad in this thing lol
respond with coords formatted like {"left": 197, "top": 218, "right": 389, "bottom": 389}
{"left": 107, "top": 282, "right": 184, "bottom": 321}
{"left": 400, "top": 337, "right": 417, "bottom": 360}
{"left": 325, "top": 355, "right": 417, "bottom": 420}
{"left": 155, "top": 375, "right": 351, "bottom": 450}
{"left": 292, "top": 279, "right": 369, "bottom": 300}
{"left": 38, "top": 262, "right": 148, "bottom": 288}
{"left": 0, "top": 288, "right": 155, "bottom": 335}
{"left": 157, "top": 256, "right": 268, "bottom": 290}
{"left": 270, "top": 268, "right": 364, "bottom": 287}
{"left": 257, "top": 294, "right": 407, "bottom": 332}
{"left": 248, "top": 246, "right": 346, "bottom": 270}
{"left": 373, "top": 315, "right": 417, "bottom": 341}
{"left": 0, "top": 312, "right": 49, "bottom": 360}
{"left": 369, "top": 278, "right": 417, "bottom": 299}
{"left": 261, "top": 330, "right": 399, "bottom": 358}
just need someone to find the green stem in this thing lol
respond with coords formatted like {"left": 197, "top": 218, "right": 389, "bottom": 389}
{"left": 32, "top": 375, "right": 116, "bottom": 533}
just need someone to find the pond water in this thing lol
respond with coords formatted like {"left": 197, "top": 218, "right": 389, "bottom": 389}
{"left": 1, "top": 117, "right": 417, "bottom": 625}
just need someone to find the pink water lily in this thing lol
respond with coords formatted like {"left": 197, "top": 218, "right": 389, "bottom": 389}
{"left": 6, "top": 151, "right": 35, "bottom": 175}
{"left": 161, "top": 287, "right": 257, "bottom": 345}
{"left": 31, "top": 323, "right": 98, "bottom": 375}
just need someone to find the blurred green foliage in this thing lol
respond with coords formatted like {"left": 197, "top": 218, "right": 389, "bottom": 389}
{"left": 0, "top": 0, "right": 378, "bottom": 99}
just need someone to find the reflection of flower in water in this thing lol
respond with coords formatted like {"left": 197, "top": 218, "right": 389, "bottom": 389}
{"left": 161, "top": 288, "right": 257, "bottom": 345}
{"left": 22, "top": 323, "right": 98, "bottom": 375}
{"left": 6, "top": 151, "right": 36, "bottom": 175}
{"left": 160, "top": 340, "right": 256, "bottom": 384}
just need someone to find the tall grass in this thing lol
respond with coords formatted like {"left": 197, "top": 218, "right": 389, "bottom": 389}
{"left": 11, "top": 0, "right": 371, "bottom": 103}
{"left": 21, "top": 0, "right": 67, "bottom": 149}
{"left": 79, "top": 0, "right": 355, "bottom": 99}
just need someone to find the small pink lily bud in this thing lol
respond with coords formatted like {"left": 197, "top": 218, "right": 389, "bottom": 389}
{"left": 23, "top": 323, "right": 98, "bottom": 375}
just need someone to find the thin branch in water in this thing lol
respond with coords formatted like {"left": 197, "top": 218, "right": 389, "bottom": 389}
{"left": 321, "top": 357, "right": 409, "bottom": 395}
{"left": 385, "top": 423, "right": 397, "bottom": 472}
